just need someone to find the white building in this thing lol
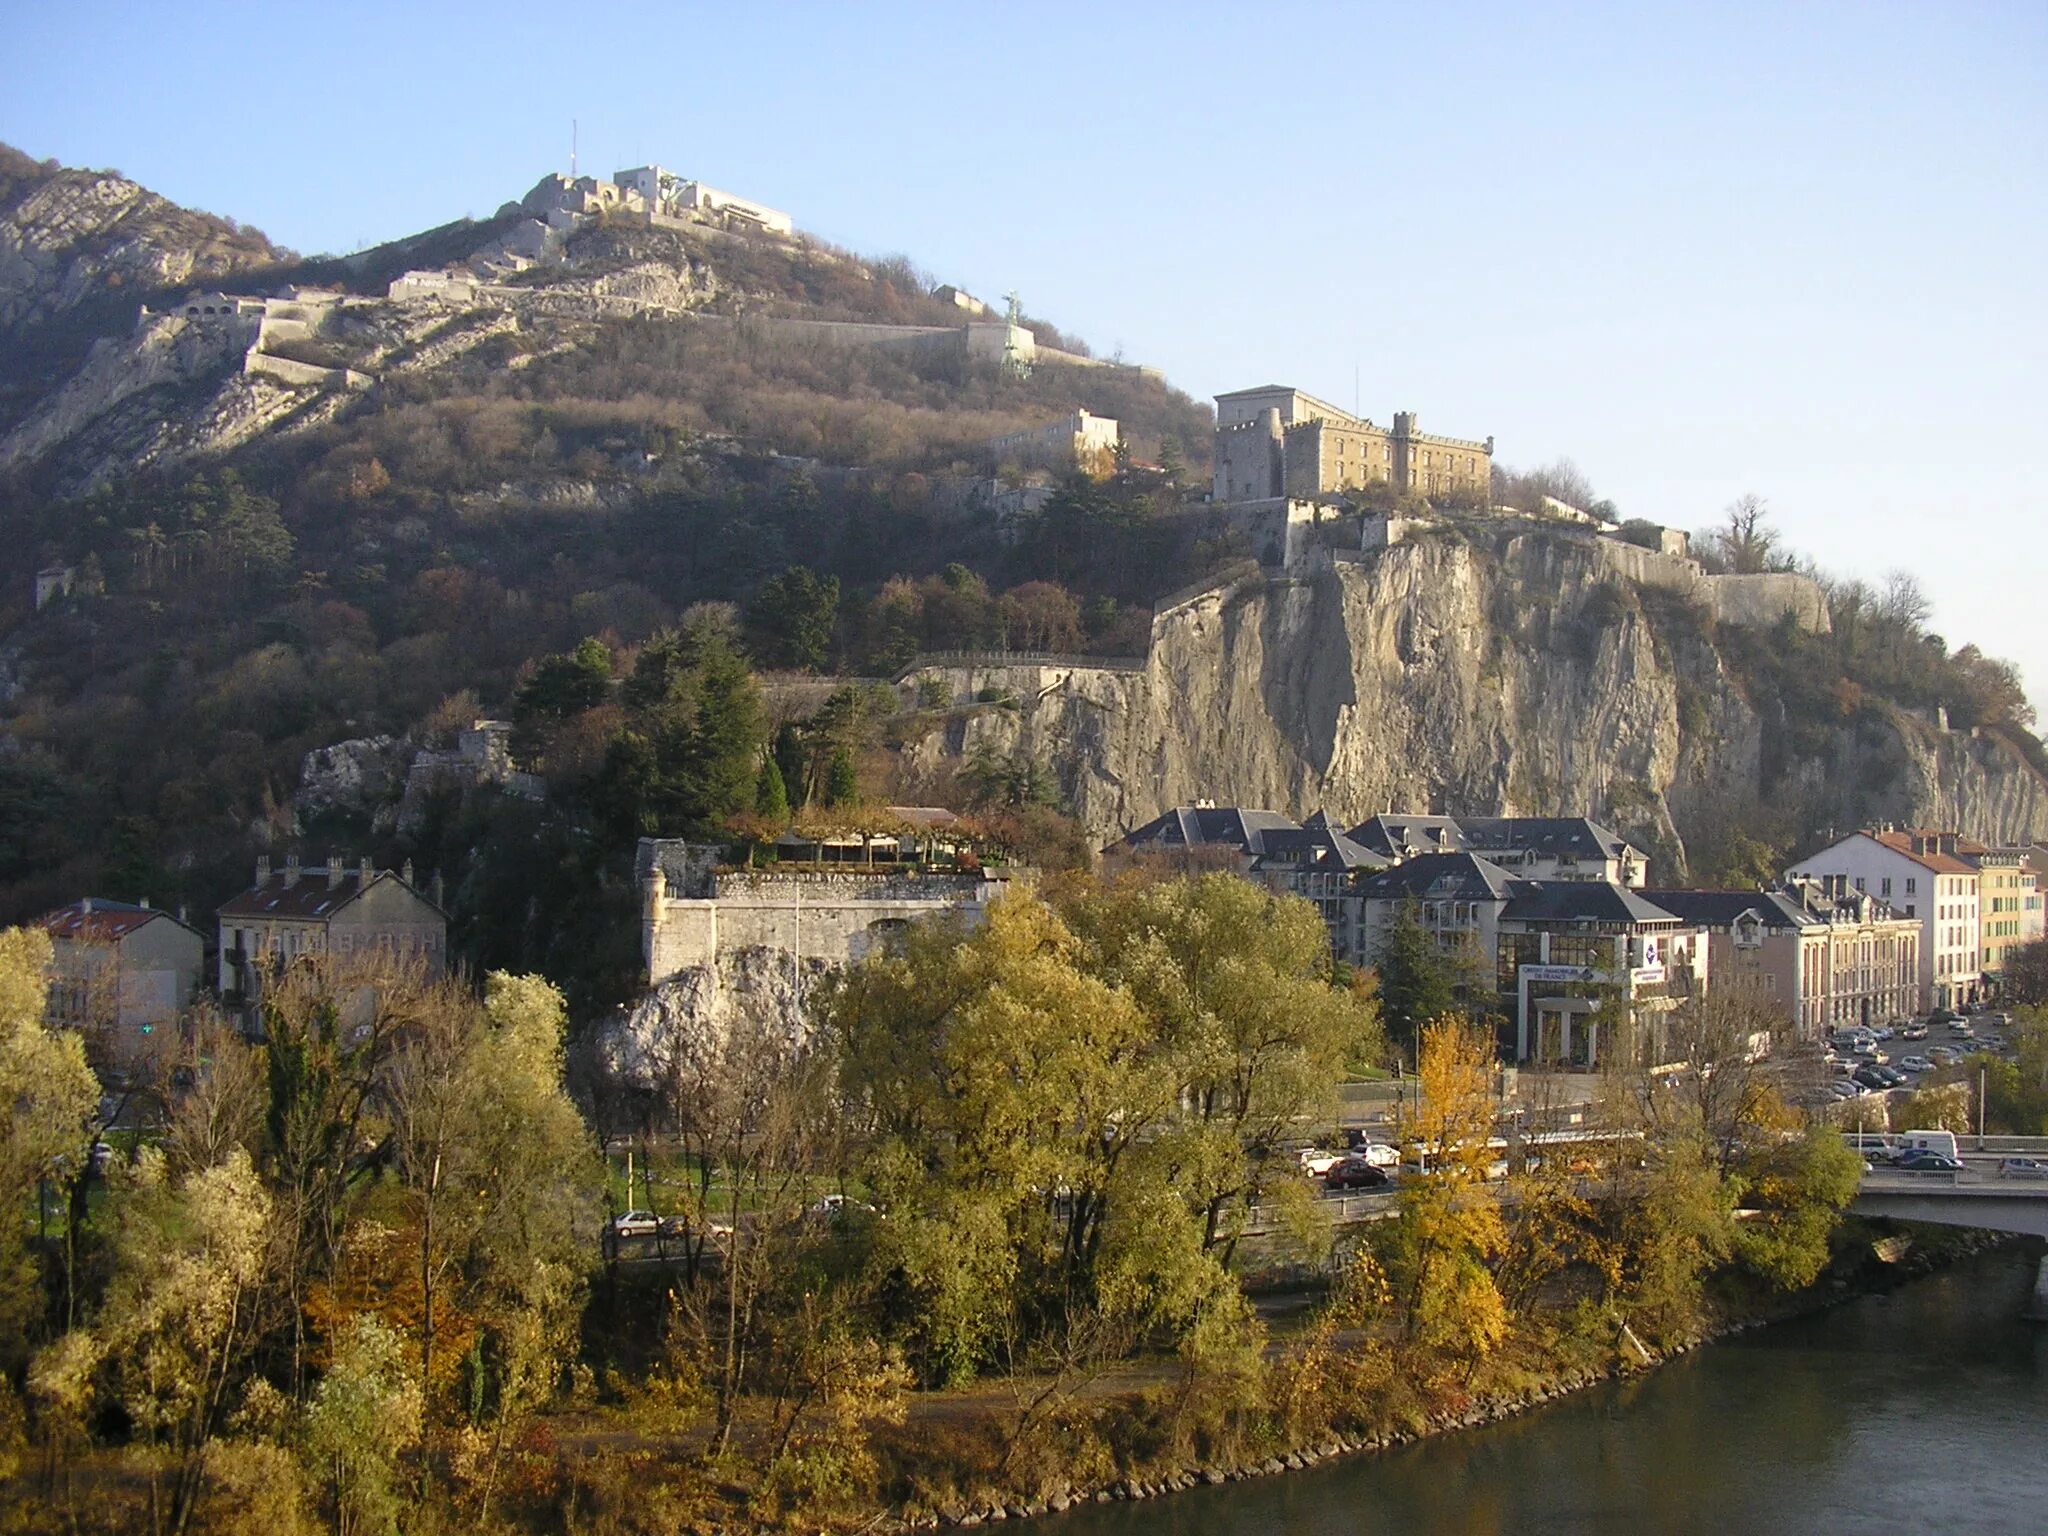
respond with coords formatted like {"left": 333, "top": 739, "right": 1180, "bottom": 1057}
{"left": 615, "top": 165, "right": 793, "bottom": 236}
{"left": 1786, "top": 828, "right": 1981, "bottom": 1011}
{"left": 984, "top": 409, "right": 1120, "bottom": 472}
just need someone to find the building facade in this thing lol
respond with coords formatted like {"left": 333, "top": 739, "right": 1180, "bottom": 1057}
{"left": 217, "top": 855, "right": 447, "bottom": 1004}
{"left": 984, "top": 409, "right": 1120, "bottom": 474}
{"left": 1643, "top": 885, "right": 1919, "bottom": 1038}
{"left": 639, "top": 834, "right": 1006, "bottom": 984}
{"left": 41, "top": 899, "right": 205, "bottom": 1044}
{"left": 1211, "top": 386, "right": 1493, "bottom": 505}
{"left": 1958, "top": 841, "right": 2042, "bottom": 990}
{"left": 1785, "top": 829, "right": 1980, "bottom": 1011}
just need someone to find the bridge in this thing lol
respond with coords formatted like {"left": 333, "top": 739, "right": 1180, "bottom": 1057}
{"left": 1850, "top": 1170, "right": 2048, "bottom": 1240}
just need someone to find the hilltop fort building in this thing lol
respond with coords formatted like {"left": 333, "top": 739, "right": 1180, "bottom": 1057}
{"left": 1212, "top": 385, "right": 1493, "bottom": 504}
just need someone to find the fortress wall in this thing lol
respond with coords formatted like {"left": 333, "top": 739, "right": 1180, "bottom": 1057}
{"left": 244, "top": 351, "right": 373, "bottom": 391}
{"left": 1705, "top": 572, "right": 1833, "bottom": 633}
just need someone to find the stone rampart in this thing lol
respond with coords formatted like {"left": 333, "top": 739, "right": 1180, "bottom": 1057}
{"left": 244, "top": 351, "right": 373, "bottom": 392}
{"left": 1592, "top": 536, "right": 1830, "bottom": 633}
{"left": 644, "top": 867, "right": 998, "bottom": 982}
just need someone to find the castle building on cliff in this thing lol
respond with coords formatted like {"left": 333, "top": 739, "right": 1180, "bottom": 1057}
{"left": 1211, "top": 385, "right": 1493, "bottom": 504}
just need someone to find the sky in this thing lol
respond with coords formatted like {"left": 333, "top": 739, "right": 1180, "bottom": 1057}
{"left": 5, "top": 0, "right": 2044, "bottom": 711}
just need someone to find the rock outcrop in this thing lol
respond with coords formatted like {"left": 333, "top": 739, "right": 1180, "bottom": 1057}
{"left": 901, "top": 534, "right": 2048, "bottom": 876}
{"left": 294, "top": 736, "right": 416, "bottom": 832}
{"left": 594, "top": 945, "right": 826, "bottom": 1092}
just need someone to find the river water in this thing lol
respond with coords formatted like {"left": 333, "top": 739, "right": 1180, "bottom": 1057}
{"left": 1050, "top": 1244, "right": 2048, "bottom": 1536}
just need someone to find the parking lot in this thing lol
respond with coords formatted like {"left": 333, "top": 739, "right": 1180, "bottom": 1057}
{"left": 1815, "top": 1010, "right": 2023, "bottom": 1110}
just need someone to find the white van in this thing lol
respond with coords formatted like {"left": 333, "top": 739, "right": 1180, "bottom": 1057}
{"left": 1899, "top": 1130, "right": 1959, "bottom": 1161}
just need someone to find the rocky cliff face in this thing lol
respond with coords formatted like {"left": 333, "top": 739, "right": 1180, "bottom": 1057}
{"left": 593, "top": 946, "right": 824, "bottom": 1092}
{"left": 902, "top": 533, "right": 2048, "bottom": 875}
{"left": 0, "top": 152, "right": 286, "bottom": 340}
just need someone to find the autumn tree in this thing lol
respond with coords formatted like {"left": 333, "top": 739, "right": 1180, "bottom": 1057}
{"left": 1062, "top": 873, "right": 1384, "bottom": 1262}
{"left": 0, "top": 928, "right": 100, "bottom": 1368}
{"left": 44, "top": 1148, "right": 274, "bottom": 1532}
{"left": 1384, "top": 1016, "right": 1507, "bottom": 1360}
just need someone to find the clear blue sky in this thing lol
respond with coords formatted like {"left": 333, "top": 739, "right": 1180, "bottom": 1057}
{"left": 6, "top": 1, "right": 2045, "bottom": 711}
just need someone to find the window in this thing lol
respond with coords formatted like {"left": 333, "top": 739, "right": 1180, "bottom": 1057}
{"left": 1855, "top": 877, "right": 1866, "bottom": 892}
{"left": 1881, "top": 877, "right": 1892, "bottom": 896}
{"left": 1906, "top": 877, "right": 1916, "bottom": 894}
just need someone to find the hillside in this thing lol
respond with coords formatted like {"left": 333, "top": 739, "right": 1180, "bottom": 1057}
{"left": 0, "top": 146, "right": 2041, "bottom": 1011}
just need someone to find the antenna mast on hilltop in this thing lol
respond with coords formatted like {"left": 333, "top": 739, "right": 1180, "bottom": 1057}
{"left": 571, "top": 119, "right": 578, "bottom": 178}
{"left": 1002, "top": 291, "right": 1032, "bottom": 380}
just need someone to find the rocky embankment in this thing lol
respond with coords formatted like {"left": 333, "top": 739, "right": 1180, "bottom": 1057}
{"left": 901, "top": 533, "right": 2048, "bottom": 873}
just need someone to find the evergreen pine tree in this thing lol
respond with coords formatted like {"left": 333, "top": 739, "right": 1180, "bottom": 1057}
{"left": 755, "top": 754, "right": 790, "bottom": 822}
{"left": 825, "top": 747, "right": 859, "bottom": 807}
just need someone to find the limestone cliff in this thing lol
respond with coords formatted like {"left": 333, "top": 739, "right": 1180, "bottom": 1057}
{"left": 593, "top": 946, "right": 823, "bottom": 1092}
{"left": 901, "top": 532, "right": 2048, "bottom": 876}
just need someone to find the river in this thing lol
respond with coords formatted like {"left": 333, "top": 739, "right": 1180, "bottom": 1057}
{"left": 1050, "top": 1243, "right": 2048, "bottom": 1536}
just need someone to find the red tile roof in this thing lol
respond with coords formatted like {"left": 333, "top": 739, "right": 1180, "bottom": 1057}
{"left": 1864, "top": 830, "right": 1974, "bottom": 875}
{"left": 41, "top": 900, "right": 190, "bottom": 943}
{"left": 219, "top": 870, "right": 377, "bottom": 921}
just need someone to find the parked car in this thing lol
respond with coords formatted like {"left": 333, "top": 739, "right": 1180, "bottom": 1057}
{"left": 1877, "top": 1066, "right": 1909, "bottom": 1088}
{"left": 1869, "top": 1024, "right": 1894, "bottom": 1041}
{"left": 608, "top": 1210, "right": 659, "bottom": 1238}
{"left": 1928, "top": 1046, "right": 1960, "bottom": 1064}
{"left": 1900, "top": 1023, "right": 1930, "bottom": 1041}
{"left": 1324, "top": 1158, "right": 1394, "bottom": 1191}
{"left": 1297, "top": 1147, "right": 1347, "bottom": 1177}
{"left": 1851, "top": 1067, "right": 1892, "bottom": 1091}
{"left": 1827, "top": 1081, "right": 1862, "bottom": 1100}
{"left": 1898, "top": 1055, "right": 1933, "bottom": 1074}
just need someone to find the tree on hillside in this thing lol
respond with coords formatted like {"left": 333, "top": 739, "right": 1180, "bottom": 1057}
{"left": 595, "top": 621, "right": 766, "bottom": 838}
{"left": 747, "top": 565, "right": 840, "bottom": 671}
{"left": 1711, "top": 493, "right": 1780, "bottom": 574}
{"left": 512, "top": 637, "right": 614, "bottom": 768}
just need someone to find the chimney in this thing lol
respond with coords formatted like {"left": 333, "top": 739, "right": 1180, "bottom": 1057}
{"left": 256, "top": 854, "right": 272, "bottom": 885}
{"left": 401, "top": 859, "right": 415, "bottom": 885}
{"left": 326, "top": 853, "right": 342, "bottom": 883}
{"left": 431, "top": 871, "right": 445, "bottom": 909}
{"left": 284, "top": 853, "right": 300, "bottom": 888}
{"left": 140, "top": 897, "right": 150, "bottom": 909}
{"left": 81, "top": 896, "right": 93, "bottom": 915}
{"left": 178, "top": 903, "right": 189, "bottom": 925}
{"left": 359, "top": 855, "right": 373, "bottom": 885}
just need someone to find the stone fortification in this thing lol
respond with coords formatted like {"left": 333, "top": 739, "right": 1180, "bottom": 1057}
{"left": 1358, "top": 517, "right": 1832, "bottom": 635}
{"left": 638, "top": 839, "right": 1003, "bottom": 983}
{"left": 897, "top": 534, "right": 2048, "bottom": 874}
{"left": 1212, "top": 387, "right": 1493, "bottom": 503}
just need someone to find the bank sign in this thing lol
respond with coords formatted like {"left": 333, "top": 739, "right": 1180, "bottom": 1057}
{"left": 1522, "top": 965, "right": 1596, "bottom": 982}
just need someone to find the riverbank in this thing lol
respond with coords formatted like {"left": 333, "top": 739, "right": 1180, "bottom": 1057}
{"left": 868, "top": 1222, "right": 2025, "bottom": 1530}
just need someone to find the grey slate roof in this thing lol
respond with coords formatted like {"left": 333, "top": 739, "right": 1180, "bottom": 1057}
{"left": 1347, "top": 815, "right": 1468, "bottom": 860}
{"left": 1640, "top": 889, "right": 1817, "bottom": 930}
{"left": 1459, "top": 816, "right": 1637, "bottom": 864}
{"left": 1115, "top": 806, "right": 1303, "bottom": 858}
{"left": 1356, "top": 852, "right": 1518, "bottom": 902}
{"left": 1500, "top": 882, "right": 1681, "bottom": 926}
{"left": 1252, "top": 824, "right": 1389, "bottom": 874}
